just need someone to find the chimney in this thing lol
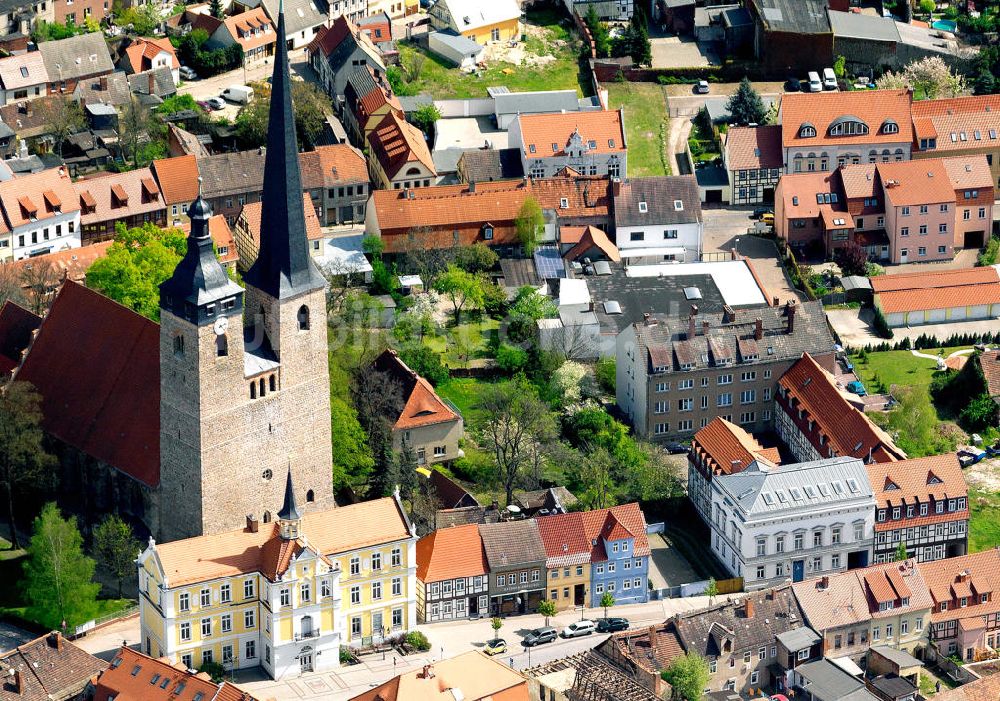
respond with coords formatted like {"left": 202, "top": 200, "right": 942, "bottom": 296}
{"left": 754, "top": 318, "right": 763, "bottom": 341}
{"left": 10, "top": 669, "right": 20, "bottom": 695}
{"left": 745, "top": 598, "right": 755, "bottom": 619}
{"left": 48, "top": 631, "right": 62, "bottom": 651}
{"left": 722, "top": 305, "right": 735, "bottom": 323}
{"left": 688, "top": 314, "right": 696, "bottom": 340}
{"left": 99, "top": 75, "right": 108, "bottom": 91}
{"left": 421, "top": 664, "right": 435, "bottom": 679}
{"left": 245, "top": 514, "right": 259, "bottom": 533}
{"left": 772, "top": 296, "right": 779, "bottom": 307}
{"left": 785, "top": 300, "right": 796, "bottom": 334}
{"left": 819, "top": 576, "right": 830, "bottom": 590}
{"left": 702, "top": 320, "right": 709, "bottom": 336}
{"left": 148, "top": 72, "right": 156, "bottom": 94}
{"left": 469, "top": 180, "right": 476, "bottom": 193}
{"left": 648, "top": 625, "right": 658, "bottom": 643}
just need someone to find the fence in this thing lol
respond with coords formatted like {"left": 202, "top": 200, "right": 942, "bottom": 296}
{"left": 650, "top": 576, "right": 744, "bottom": 600}
{"left": 75, "top": 604, "right": 140, "bottom": 636}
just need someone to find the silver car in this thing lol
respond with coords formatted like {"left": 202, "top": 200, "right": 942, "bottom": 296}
{"left": 560, "top": 620, "right": 596, "bottom": 638}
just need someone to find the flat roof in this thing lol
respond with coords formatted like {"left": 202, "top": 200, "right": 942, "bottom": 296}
{"left": 828, "top": 9, "right": 900, "bottom": 42}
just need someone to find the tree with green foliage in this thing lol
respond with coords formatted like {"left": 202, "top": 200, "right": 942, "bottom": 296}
{"left": 117, "top": 4, "right": 160, "bottom": 35}
{"left": 0, "top": 382, "right": 56, "bottom": 550}
{"left": 93, "top": 515, "right": 140, "bottom": 599}
{"left": 595, "top": 357, "right": 616, "bottom": 394}
{"left": 399, "top": 345, "right": 449, "bottom": 386}
{"left": 209, "top": 0, "right": 222, "bottom": 18}
{"left": 507, "top": 286, "right": 558, "bottom": 343}
{"left": 198, "top": 661, "right": 225, "bottom": 682}
{"left": 86, "top": 222, "right": 187, "bottom": 320}
{"left": 475, "top": 377, "right": 556, "bottom": 505}
{"left": 584, "top": 5, "right": 611, "bottom": 58}
{"left": 918, "top": 0, "right": 935, "bottom": 14}
{"left": 705, "top": 577, "right": 718, "bottom": 604}
{"left": 454, "top": 243, "right": 499, "bottom": 274}
{"left": 119, "top": 95, "right": 167, "bottom": 169}
{"left": 834, "top": 241, "right": 869, "bottom": 277}
{"left": 156, "top": 93, "right": 202, "bottom": 115}
{"left": 490, "top": 616, "right": 503, "bottom": 639}
{"left": 884, "top": 385, "right": 954, "bottom": 457}
{"left": 895, "top": 541, "right": 908, "bottom": 562}
{"left": 833, "top": 55, "right": 847, "bottom": 79}
{"left": 725, "top": 78, "right": 767, "bottom": 126}
{"left": 235, "top": 81, "right": 332, "bottom": 150}
{"left": 38, "top": 97, "right": 86, "bottom": 158}
{"left": 516, "top": 197, "right": 544, "bottom": 255}
{"left": 411, "top": 103, "right": 441, "bottom": 134}
{"left": 600, "top": 591, "right": 615, "bottom": 619}
{"left": 960, "top": 393, "right": 998, "bottom": 432}
{"left": 627, "top": 13, "right": 652, "bottom": 67}
{"left": 433, "top": 265, "right": 485, "bottom": 324}
{"left": 495, "top": 343, "right": 529, "bottom": 374}
{"left": 362, "top": 234, "right": 385, "bottom": 259}
{"left": 23, "top": 503, "right": 101, "bottom": 630}
{"left": 578, "top": 447, "right": 615, "bottom": 510}
{"left": 538, "top": 599, "right": 556, "bottom": 626}
{"left": 661, "top": 652, "right": 711, "bottom": 701}
{"left": 329, "top": 346, "right": 375, "bottom": 491}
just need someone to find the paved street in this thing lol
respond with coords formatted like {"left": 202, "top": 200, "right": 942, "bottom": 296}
{"left": 665, "top": 81, "right": 787, "bottom": 117}
{"left": 75, "top": 594, "right": 740, "bottom": 700}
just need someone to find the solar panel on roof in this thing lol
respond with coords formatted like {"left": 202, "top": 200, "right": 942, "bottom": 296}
{"left": 604, "top": 301, "right": 622, "bottom": 314}
{"left": 533, "top": 247, "right": 565, "bottom": 280}
{"left": 683, "top": 287, "right": 702, "bottom": 300}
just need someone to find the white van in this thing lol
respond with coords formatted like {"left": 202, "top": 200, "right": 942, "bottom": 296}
{"left": 823, "top": 67, "right": 837, "bottom": 90}
{"left": 221, "top": 85, "right": 254, "bottom": 104}
{"left": 807, "top": 72, "right": 822, "bottom": 92}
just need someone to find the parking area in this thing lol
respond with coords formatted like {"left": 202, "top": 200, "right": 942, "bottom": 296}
{"left": 648, "top": 532, "right": 700, "bottom": 588}
{"left": 827, "top": 306, "right": 1000, "bottom": 348}
{"left": 701, "top": 208, "right": 802, "bottom": 303}
{"left": 650, "top": 34, "right": 720, "bottom": 68}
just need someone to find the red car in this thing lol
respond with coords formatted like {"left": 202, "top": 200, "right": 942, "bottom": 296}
{"left": 770, "top": 694, "right": 790, "bottom": 701}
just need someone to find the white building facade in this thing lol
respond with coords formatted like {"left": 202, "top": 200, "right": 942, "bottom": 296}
{"left": 709, "top": 456, "right": 876, "bottom": 591}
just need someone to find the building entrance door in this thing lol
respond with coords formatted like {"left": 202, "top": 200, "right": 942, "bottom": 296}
{"left": 792, "top": 560, "right": 805, "bottom": 582}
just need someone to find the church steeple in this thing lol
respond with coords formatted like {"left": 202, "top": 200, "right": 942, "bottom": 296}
{"left": 242, "top": 0, "right": 325, "bottom": 301}
{"left": 159, "top": 178, "right": 244, "bottom": 323}
{"left": 277, "top": 467, "right": 301, "bottom": 540}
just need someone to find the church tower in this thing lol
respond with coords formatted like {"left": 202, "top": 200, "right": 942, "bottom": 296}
{"left": 158, "top": 2, "right": 334, "bottom": 541}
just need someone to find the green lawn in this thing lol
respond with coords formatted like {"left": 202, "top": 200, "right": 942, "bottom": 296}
{"left": 604, "top": 82, "right": 670, "bottom": 177}
{"left": 850, "top": 346, "right": 972, "bottom": 394}
{"left": 437, "top": 377, "right": 494, "bottom": 422}
{"left": 969, "top": 485, "right": 1000, "bottom": 554}
{"left": 688, "top": 114, "right": 720, "bottom": 163}
{"left": 397, "top": 8, "right": 586, "bottom": 99}
{"left": 421, "top": 317, "right": 500, "bottom": 367}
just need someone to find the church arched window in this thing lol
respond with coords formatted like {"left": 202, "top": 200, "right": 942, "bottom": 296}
{"left": 297, "top": 304, "right": 310, "bottom": 330}
{"left": 250, "top": 383, "right": 257, "bottom": 399}
{"left": 173, "top": 334, "right": 184, "bottom": 357}
{"left": 269, "top": 374, "right": 276, "bottom": 392}
{"left": 306, "top": 489, "right": 315, "bottom": 503}
{"left": 259, "top": 378, "right": 266, "bottom": 397}
{"left": 262, "top": 511, "right": 271, "bottom": 523}
{"left": 216, "top": 335, "right": 228, "bottom": 357}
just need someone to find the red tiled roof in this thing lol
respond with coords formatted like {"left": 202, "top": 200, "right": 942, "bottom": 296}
{"left": 877, "top": 159, "right": 953, "bottom": 206}
{"left": 935, "top": 673, "right": 1000, "bottom": 701}
{"left": 516, "top": 110, "right": 626, "bottom": 157}
{"left": 563, "top": 225, "right": 619, "bottom": 262}
{"left": 911, "top": 94, "right": 1000, "bottom": 153}
{"left": 776, "top": 170, "right": 842, "bottom": 220}
{"left": 872, "top": 267, "right": 1000, "bottom": 314}
{"left": 367, "top": 111, "right": 435, "bottom": 180}
{"left": 724, "top": 125, "right": 783, "bottom": 170}
{"left": 151, "top": 155, "right": 200, "bottom": 205}
{"left": 536, "top": 512, "right": 592, "bottom": 567}
{"left": 123, "top": 37, "right": 179, "bottom": 73}
{"left": 918, "top": 549, "right": 1000, "bottom": 624}
{"left": 778, "top": 353, "right": 905, "bottom": 463}
{"left": 94, "top": 647, "right": 258, "bottom": 701}
{"left": 692, "top": 417, "right": 778, "bottom": 476}
{"left": 580, "top": 503, "right": 650, "bottom": 559}
{"left": 223, "top": 8, "right": 276, "bottom": 51}
{"left": 0, "top": 168, "right": 79, "bottom": 233}
{"left": 0, "top": 632, "right": 105, "bottom": 701}
{"left": 940, "top": 155, "right": 995, "bottom": 192}
{"left": 981, "top": 349, "right": 1000, "bottom": 398}
{"left": 74, "top": 167, "right": 165, "bottom": 226}
{"left": 314, "top": 144, "right": 368, "bottom": 185}
{"left": 0, "top": 300, "right": 39, "bottom": 375}
{"left": 416, "top": 523, "right": 488, "bottom": 582}
{"left": 780, "top": 89, "right": 913, "bottom": 149}
{"left": 372, "top": 349, "right": 460, "bottom": 431}
{"left": 866, "top": 453, "right": 966, "bottom": 510}
{"left": 6, "top": 240, "right": 112, "bottom": 283}
{"left": 12, "top": 281, "right": 160, "bottom": 486}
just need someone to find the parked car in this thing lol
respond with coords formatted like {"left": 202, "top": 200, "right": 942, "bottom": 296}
{"left": 596, "top": 617, "right": 630, "bottom": 633}
{"left": 846, "top": 380, "right": 867, "bottom": 396}
{"left": 483, "top": 638, "right": 507, "bottom": 655}
{"left": 664, "top": 442, "right": 688, "bottom": 455}
{"left": 785, "top": 76, "right": 801, "bottom": 92}
{"left": 196, "top": 100, "right": 211, "bottom": 111}
{"left": 522, "top": 627, "right": 557, "bottom": 647}
{"left": 206, "top": 97, "right": 226, "bottom": 110}
{"left": 179, "top": 65, "right": 198, "bottom": 80}
{"left": 221, "top": 84, "right": 254, "bottom": 104}
{"left": 807, "top": 71, "right": 822, "bottom": 92}
{"left": 695, "top": 80, "right": 710, "bottom": 94}
{"left": 752, "top": 207, "right": 773, "bottom": 220}
{"left": 770, "top": 695, "right": 791, "bottom": 701}
{"left": 823, "top": 67, "right": 838, "bottom": 90}
{"left": 560, "top": 620, "right": 596, "bottom": 638}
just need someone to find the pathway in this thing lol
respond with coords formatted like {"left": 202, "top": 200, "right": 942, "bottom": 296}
{"left": 909, "top": 348, "right": 975, "bottom": 362}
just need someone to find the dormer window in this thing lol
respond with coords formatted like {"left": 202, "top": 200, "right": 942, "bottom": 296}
{"left": 559, "top": 197, "right": 568, "bottom": 209}
{"left": 829, "top": 117, "right": 869, "bottom": 136}
{"left": 799, "top": 123, "right": 816, "bottom": 138}
{"left": 881, "top": 119, "right": 899, "bottom": 135}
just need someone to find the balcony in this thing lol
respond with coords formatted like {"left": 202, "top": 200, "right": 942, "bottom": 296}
{"left": 295, "top": 629, "right": 320, "bottom": 641}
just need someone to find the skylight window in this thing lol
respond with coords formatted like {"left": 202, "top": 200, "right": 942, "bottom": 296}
{"left": 790, "top": 487, "right": 803, "bottom": 501}
{"left": 832, "top": 481, "right": 844, "bottom": 494}
{"left": 588, "top": 139, "right": 597, "bottom": 149}
{"left": 608, "top": 139, "right": 615, "bottom": 148}
{"left": 674, "top": 199, "right": 684, "bottom": 211}
{"left": 804, "top": 485, "right": 816, "bottom": 498}
{"left": 763, "top": 493, "right": 775, "bottom": 505}
{"left": 846, "top": 478, "right": 859, "bottom": 493}
{"left": 818, "top": 484, "right": 830, "bottom": 496}
{"left": 551, "top": 142, "right": 558, "bottom": 152}
{"left": 777, "top": 491, "right": 787, "bottom": 502}
{"left": 19, "top": 67, "right": 27, "bottom": 78}
{"left": 638, "top": 201, "right": 648, "bottom": 213}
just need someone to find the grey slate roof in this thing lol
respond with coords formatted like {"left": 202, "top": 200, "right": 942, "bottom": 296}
{"left": 870, "top": 675, "right": 918, "bottom": 700}
{"left": 398, "top": 93, "right": 435, "bottom": 113}
{"left": 631, "top": 300, "right": 835, "bottom": 376}
{"left": 828, "top": 9, "right": 900, "bottom": 42}
{"left": 794, "top": 659, "right": 875, "bottom": 701}
{"left": 493, "top": 89, "right": 582, "bottom": 117}
{"left": 459, "top": 146, "right": 523, "bottom": 183}
{"left": 715, "top": 456, "right": 873, "bottom": 517}
{"left": 428, "top": 29, "right": 482, "bottom": 58}
{"left": 478, "top": 519, "right": 546, "bottom": 569}
{"left": 614, "top": 176, "right": 702, "bottom": 228}
{"left": 750, "top": 0, "right": 831, "bottom": 34}
{"left": 871, "top": 646, "right": 922, "bottom": 669}
{"left": 38, "top": 33, "right": 114, "bottom": 83}
{"left": 198, "top": 149, "right": 266, "bottom": 199}
{"left": 776, "top": 626, "right": 822, "bottom": 651}
{"left": 127, "top": 67, "right": 176, "bottom": 98}
{"left": 673, "top": 586, "right": 806, "bottom": 659}
{"left": 74, "top": 70, "right": 131, "bottom": 106}
{"left": 256, "top": 0, "right": 328, "bottom": 37}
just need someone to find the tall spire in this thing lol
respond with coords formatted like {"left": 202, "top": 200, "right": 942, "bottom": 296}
{"left": 159, "top": 177, "right": 244, "bottom": 323}
{"left": 277, "top": 466, "right": 301, "bottom": 540}
{"left": 242, "top": 0, "right": 325, "bottom": 300}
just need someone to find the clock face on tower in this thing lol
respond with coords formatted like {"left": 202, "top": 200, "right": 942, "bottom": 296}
{"left": 214, "top": 316, "right": 229, "bottom": 336}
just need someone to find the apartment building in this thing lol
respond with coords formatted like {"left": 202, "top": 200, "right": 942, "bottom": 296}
{"left": 911, "top": 94, "right": 1000, "bottom": 193}
{"left": 509, "top": 110, "right": 627, "bottom": 180}
{"left": 723, "top": 125, "right": 782, "bottom": 206}
{"left": 0, "top": 166, "right": 80, "bottom": 260}
{"left": 74, "top": 167, "right": 166, "bottom": 244}
{"left": 867, "top": 454, "right": 969, "bottom": 564}
{"left": 616, "top": 300, "right": 836, "bottom": 441}
{"left": 709, "top": 456, "right": 876, "bottom": 590}
{"left": 793, "top": 560, "right": 933, "bottom": 659}
{"left": 918, "top": 549, "right": 1000, "bottom": 662}
{"left": 415, "top": 523, "right": 489, "bottom": 623}
{"left": 611, "top": 176, "right": 703, "bottom": 264}
{"left": 479, "top": 520, "right": 546, "bottom": 616}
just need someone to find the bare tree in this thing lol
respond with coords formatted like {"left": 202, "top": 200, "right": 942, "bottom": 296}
{"left": 19, "top": 259, "right": 59, "bottom": 315}
{"left": 550, "top": 322, "right": 596, "bottom": 360}
{"left": 0, "top": 265, "right": 28, "bottom": 310}
{"left": 38, "top": 98, "right": 85, "bottom": 158}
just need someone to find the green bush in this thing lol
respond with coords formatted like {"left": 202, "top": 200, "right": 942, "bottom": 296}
{"left": 496, "top": 343, "right": 528, "bottom": 374}
{"left": 198, "top": 661, "right": 225, "bottom": 682}
{"left": 978, "top": 235, "right": 999, "bottom": 266}
{"left": 404, "top": 631, "right": 431, "bottom": 651}
{"left": 595, "top": 357, "right": 616, "bottom": 394}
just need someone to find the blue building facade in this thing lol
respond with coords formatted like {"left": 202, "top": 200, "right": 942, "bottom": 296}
{"left": 588, "top": 512, "right": 650, "bottom": 607}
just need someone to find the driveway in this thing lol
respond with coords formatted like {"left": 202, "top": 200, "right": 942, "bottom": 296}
{"left": 648, "top": 532, "right": 699, "bottom": 588}
{"left": 827, "top": 307, "right": 1000, "bottom": 348}
{"left": 884, "top": 248, "right": 979, "bottom": 274}
{"left": 665, "top": 81, "right": 787, "bottom": 117}
{"left": 701, "top": 208, "right": 802, "bottom": 303}
{"left": 650, "top": 34, "right": 719, "bottom": 69}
